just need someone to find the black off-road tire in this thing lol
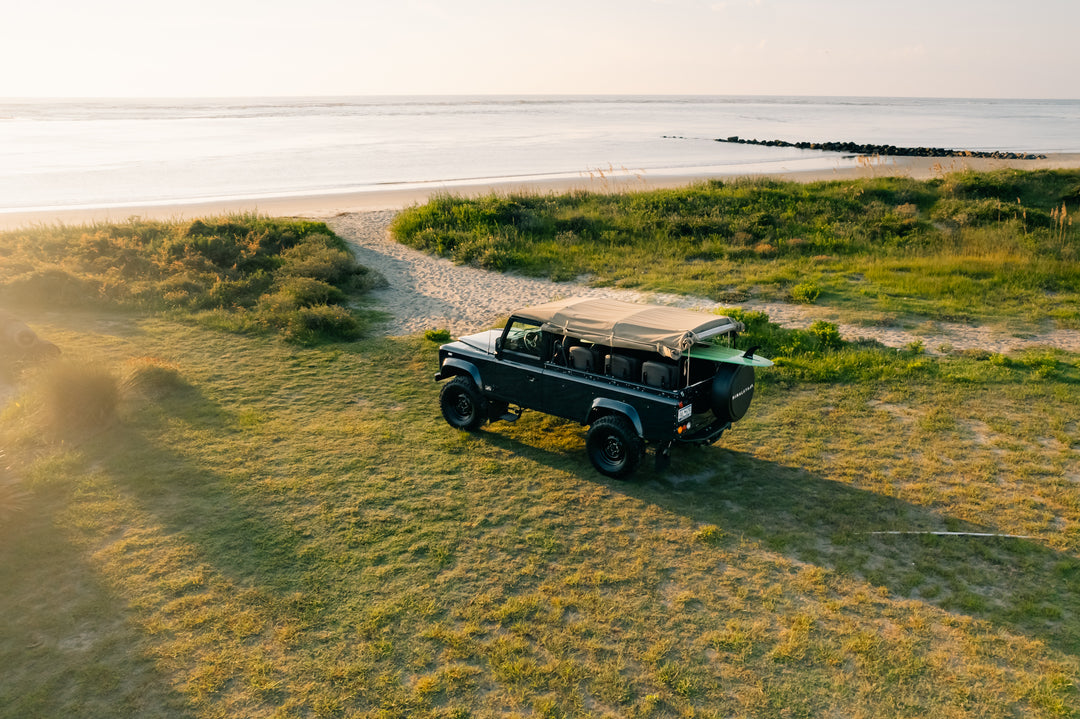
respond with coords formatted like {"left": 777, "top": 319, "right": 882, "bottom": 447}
{"left": 586, "top": 414, "right": 644, "bottom": 479}
{"left": 440, "top": 376, "right": 486, "bottom": 431}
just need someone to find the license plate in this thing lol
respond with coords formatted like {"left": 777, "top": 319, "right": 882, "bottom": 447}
{"left": 677, "top": 405, "right": 692, "bottom": 423}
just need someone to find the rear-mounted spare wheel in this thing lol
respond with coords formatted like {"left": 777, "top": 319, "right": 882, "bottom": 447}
{"left": 710, "top": 364, "right": 755, "bottom": 423}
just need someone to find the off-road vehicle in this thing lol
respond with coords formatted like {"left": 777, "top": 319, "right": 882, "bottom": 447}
{"left": 434, "top": 297, "right": 771, "bottom": 478}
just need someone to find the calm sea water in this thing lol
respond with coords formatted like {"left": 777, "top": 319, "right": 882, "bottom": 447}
{"left": 1, "top": 95, "right": 1078, "bottom": 212}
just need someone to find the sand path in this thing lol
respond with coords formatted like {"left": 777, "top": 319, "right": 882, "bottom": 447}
{"left": 328, "top": 211, "right": 1080, "bottom": 355}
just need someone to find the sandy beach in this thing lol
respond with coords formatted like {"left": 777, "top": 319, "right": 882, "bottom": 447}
{"left": 3, "top": 152, "right": 1079, "bottom": 231}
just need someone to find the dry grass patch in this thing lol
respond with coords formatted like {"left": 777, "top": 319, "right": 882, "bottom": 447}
{"left": 1, "top": 309, "right": 1078, "bottom": 718}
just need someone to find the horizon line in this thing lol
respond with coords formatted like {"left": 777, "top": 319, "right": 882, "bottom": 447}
{"left": 2, "top": 92, "right": 1079, "bottom": 103}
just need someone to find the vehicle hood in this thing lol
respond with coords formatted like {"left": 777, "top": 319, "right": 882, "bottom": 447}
{"left": 445, "top": 329, "right": 501, "bottom": 355}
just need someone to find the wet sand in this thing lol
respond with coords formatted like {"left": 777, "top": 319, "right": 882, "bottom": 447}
{"left": 3, "top": 153, "right": 1079, "bottom": 231}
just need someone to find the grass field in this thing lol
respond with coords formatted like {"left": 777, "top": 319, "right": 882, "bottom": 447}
{"left": 2, "top": 192, "right": 1079, "bottom": 718}
{"left": 391, "top": 169, "right": 1080, "bottom": 331}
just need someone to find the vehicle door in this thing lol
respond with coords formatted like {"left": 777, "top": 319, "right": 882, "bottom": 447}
{"left": 484, "top": 318, "right": 547, "bottom": 408}
{"left": 542, "top": 342, "right": 608, "bottom": 422}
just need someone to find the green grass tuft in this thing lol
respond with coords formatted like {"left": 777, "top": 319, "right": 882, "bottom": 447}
{"left": 33, "top": 359, "right": 119, "bottom": 434}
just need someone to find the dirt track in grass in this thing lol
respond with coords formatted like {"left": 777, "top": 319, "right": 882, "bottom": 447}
{"left": 328, "top": 210, "right": 1080, "bottom": 355}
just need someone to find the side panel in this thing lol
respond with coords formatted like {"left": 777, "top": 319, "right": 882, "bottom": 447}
{"left": 482, "top": 350, "right": 545, "bottom": 408}
{"left": 439, "top": 340, "right": 693, "bottom": 443}
{"left": 541, "top": 365, "right": 606, "bottom": 419}
{"left": 543, "top": 364, "right": 681, "bottom": 441}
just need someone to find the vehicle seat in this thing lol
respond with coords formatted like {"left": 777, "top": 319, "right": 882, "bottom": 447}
{"left": 552, "top": 339, "right": 566, "bottom": 365}
{"left": 609, "top": 354, "right": 641, "bottom": 382}
{"left": 642, "top": 360, "right": 678, "bottom": 390}
{"left": 569, "top": 346, "right": 595, "bottom": 372}
{"left": 590, "top": 345, "right": 609, "bottom": 372}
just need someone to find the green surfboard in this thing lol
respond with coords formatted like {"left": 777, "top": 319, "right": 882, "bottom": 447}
{"left": 685, "top": 344, "right": 774, "bottom": 367}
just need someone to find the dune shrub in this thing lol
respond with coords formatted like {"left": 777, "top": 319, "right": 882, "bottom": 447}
{"left": 35, "top": 359, "right": 119, "bottom": 433}
{"left": 808, "top": 320, "right": 844, "bottom": 350}
{"left": 789, "top": 281, "right": 821, "bottom": 304}
{"left": 262, "top": 277, "right": 347, "bottom": 312}
{"left": 0, "top": 216, "right": 377, "bottom": 344}
{"left": 121, "top": 356, "right": 189, "bottom": 399}
{"left": 2, "top": 268, "right": 100, "bottom": 306}
{"left": 424, "top": 328, "right": 452, "bottom": 342}
{"left": 277, "top": 305, "right": 363, "bottom": 345}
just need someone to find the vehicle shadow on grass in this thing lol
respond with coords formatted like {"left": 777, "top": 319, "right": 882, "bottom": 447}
{"left": 0, "top": 417, "right": 210, "bottom": 715}
{"left": 54, "top": 386, "right": 339, "bottom": 713}
{"left": 481, "top": 425, "right": 1080, "bottom": 658}
{"left": 0, "top": 489, "right": 199, "bottom": 719}
{"left": 85, "top": 395, "right": 330, "bottom": 599}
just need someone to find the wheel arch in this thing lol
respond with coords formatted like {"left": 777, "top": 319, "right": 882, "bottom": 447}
{"left": 438, "top": 357, "right": 483, "bottom": 389}
{"left": 586, "top": 398, "right": 643, "bottom": 437}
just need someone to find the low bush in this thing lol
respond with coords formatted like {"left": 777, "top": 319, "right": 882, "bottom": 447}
{"left": 261, "top": 277, "right": 347, "bottom": 312}
{"left": 0, "top": 216, "right": 378, "bottom": 344}
{"left": 121, "top": 356, "right": 189, "bottom": 399}
{"left": 725, "top": 309, "right": 845, "bottom": 359}
{"left": 2, "top": 268, "right": 100, "bottom": 306}
{"left": 808, "top": 320, "right": 843, "bottom": 350}
{"left": 34, "top": 359, "right": 119, "bottom": 434}
{"left": 280, "top": 238, "right": 361, "bottom": 284}
{"left": 789, "top": 281, "right": 821, "bottom": 304}
{"left": 276, "top": 305, "right": 363, "bottom": 345}
{"left": 424, "top": 328, "right": 452, "bottom": 342}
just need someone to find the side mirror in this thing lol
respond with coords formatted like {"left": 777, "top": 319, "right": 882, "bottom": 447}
{"left": 494, "top": 338, "right": 503, "bottom": 353}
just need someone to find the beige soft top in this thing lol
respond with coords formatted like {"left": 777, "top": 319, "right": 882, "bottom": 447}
{"left": 515, "top": 297, "right": 743, "bottom": 360}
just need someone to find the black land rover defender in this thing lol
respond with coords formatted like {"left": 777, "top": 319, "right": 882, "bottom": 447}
{"left": 434, "top": 297, "right": 771, "bottom": 478}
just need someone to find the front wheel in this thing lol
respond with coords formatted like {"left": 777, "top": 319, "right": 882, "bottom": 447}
{"left": 586, "top": 415, "right": 643, "bottom": 479}
{"left": 440, "top": 376, "right": 486, "bottom": 431}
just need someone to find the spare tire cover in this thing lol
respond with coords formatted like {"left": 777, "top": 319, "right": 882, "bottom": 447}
{"left": 710, "top": 364, "right": 755, "bottom": 422}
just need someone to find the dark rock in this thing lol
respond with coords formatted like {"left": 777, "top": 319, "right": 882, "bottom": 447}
{"left": 713, "top": 136, "right": 1045, "bottom": 160}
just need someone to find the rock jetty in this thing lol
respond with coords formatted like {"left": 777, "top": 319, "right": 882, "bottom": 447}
{"left": 714, "top": 136, "right": 1044, "bottom": 160}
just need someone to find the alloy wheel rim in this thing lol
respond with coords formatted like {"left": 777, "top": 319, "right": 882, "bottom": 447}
{"left": 602, "top": 434, "right": 625, "bottom": 463}
{"left": 454, "top": 392, "right": 473, "bottom": 420}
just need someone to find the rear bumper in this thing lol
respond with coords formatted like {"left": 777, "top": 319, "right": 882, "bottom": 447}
{"left": 677, "top": 418, "right": 731, "bottom": 446}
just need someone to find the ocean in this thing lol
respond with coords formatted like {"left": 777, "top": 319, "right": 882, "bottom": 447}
{"left": 2, "top": 95, "right": 1078, "bottom": 213}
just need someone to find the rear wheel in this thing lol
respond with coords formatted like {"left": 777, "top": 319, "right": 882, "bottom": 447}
{"left": 440, "top": 376, "right": 485, "bottom": 431}
{"left": 586, "top": 415, "right": 643, "bottom": 479}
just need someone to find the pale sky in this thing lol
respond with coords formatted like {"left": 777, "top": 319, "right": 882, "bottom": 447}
{"left": 3, "top": 0, "right": 1077, "bottom": 98}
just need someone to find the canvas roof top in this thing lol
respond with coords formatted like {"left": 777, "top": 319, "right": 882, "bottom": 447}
{"left": 514, "top": 297, "right": 743, "bottom": 359}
